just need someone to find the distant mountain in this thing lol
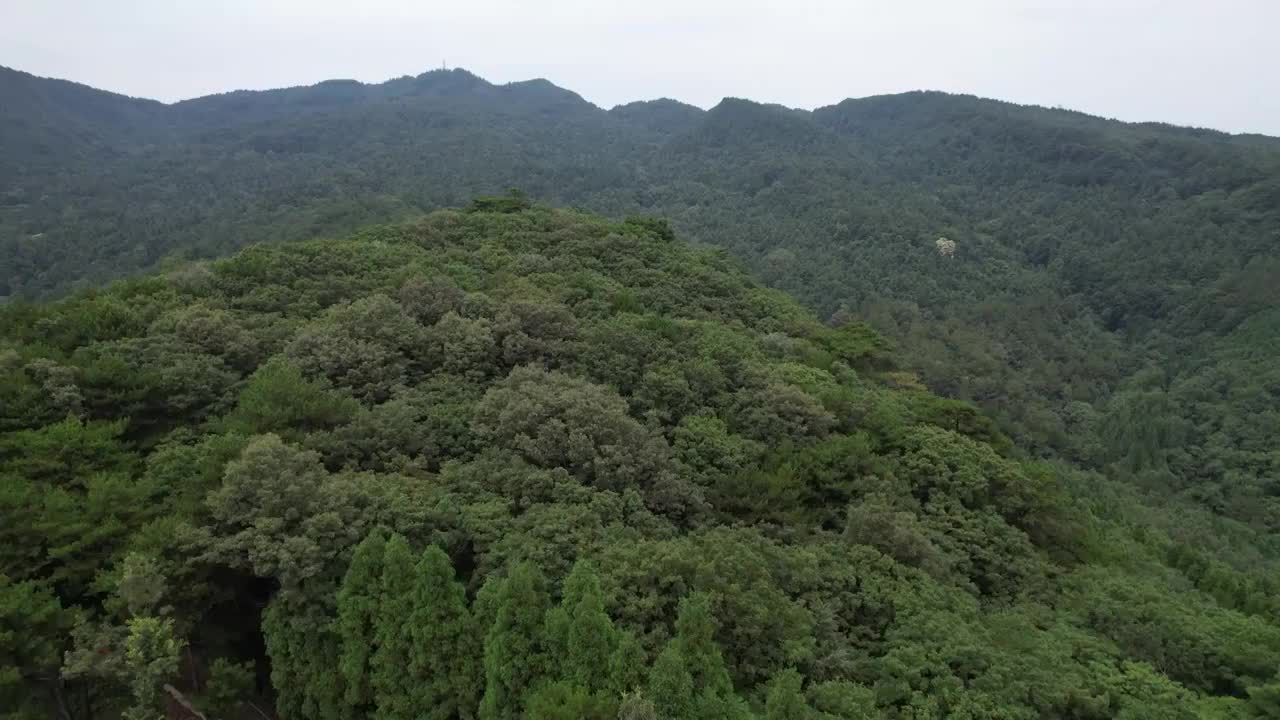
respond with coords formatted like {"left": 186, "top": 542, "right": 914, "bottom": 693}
{"left": 2, "top": 65, "right": 1279, "bottom": 537}
{"left": 609, "top": 98, "right": 705, "bottom": 135}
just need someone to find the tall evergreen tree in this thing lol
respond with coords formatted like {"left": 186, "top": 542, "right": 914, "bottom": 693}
{"left": 263, "top": 597, "right": 345, "bottom": 720}
{"left": 408, "top": 544, "right": 481, "bottom": 720}
{"left": 765, "top": 668, "right": 810, "bottom": 720}
{"left": 648, "top": 644, "right": 694, "bottom": 720}
{"left": 372, "top": 534, "right": 417, "bottom": 720}
{"left": 338, "top": 530, "right": 386, "bottom": 719}
{"left": 561, "top": 561, "right": 617, "bottom": 693}
{"left": 673, "top": 593, "right": 733, "bottom": 696}
{"left": 480, "top": 563, "right": 551, "bottom": 720}
{"left": 609, "top": 631, "right": 649, "bottom": 696}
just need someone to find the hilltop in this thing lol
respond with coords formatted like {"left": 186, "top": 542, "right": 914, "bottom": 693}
{"left": 4, "top": 202, "right": 1279, "bottom": 718}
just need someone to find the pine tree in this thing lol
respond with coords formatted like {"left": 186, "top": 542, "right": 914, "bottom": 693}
{"left": 408, "top": 544, "right": 481, "bottom": 720}
{"left": 338, "top": 530, "right": 386, "bottom": 719}
{"left": 480, "top": 563, "right": 551, "bottom": 720}
{"left": 372, "top": 534, "right": 416, "bottom": 720}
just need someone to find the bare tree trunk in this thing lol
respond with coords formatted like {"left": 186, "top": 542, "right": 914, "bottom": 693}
{"left": 163, "top": 684, "right": 208, "bottom": 720}
{"left": 50, "top": 679, "right": 74, "bottom": 720}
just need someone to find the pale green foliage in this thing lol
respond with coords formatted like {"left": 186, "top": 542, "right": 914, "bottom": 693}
{"left": 116, "top": 553, "right": 167, "bottom": 617}
{"left": 429, "top": 312, "right": 498, "bottom": 379}
{"left": 475, "top": 365, "right": 674, "bottom": 493}
{"left": 184, "top": 434, "right": 381, "bottom": 589}
{"left": 674, "top": 593, "right": 733, "bottom": 697}
{"left": 765, "top": 669, "right": 810, "bottom": 720}
{"left": 616, "top": 692, "right": 658, "bottom": 720}
{"left": 222, "top": 358, "right": 357, "bottom": 437}
{"left": 286, "top": 295, "right": 430, "bottom": 402}
{"left": 806, "top": 681, "right": 877, "bottom": 720}
{"left": 121, "top": 616, "right": 183, "bottom": 720}
{"left": 647, "top": 645, "right": 694, "bottom": 720}
{"left": 609, "top": 632, "right": 648, "bottom": 696}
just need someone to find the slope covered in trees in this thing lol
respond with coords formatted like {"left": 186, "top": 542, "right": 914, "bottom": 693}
{"left": 3, "top": 203, "right": 1280, "bottom": 719}
{"left": 4, "top": 65, "right": 1278, "bottom": 539}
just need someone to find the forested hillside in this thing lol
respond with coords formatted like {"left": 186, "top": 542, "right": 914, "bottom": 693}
{"left": 4, "top": 204, "right": 1280, "bottom": 719}
{"left": 3, "top": 64, "right": 1277, "bottom": 535}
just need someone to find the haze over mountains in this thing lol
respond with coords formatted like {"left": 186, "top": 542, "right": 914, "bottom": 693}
{"left": 3, "top": 63, "right": 1280, "bottom": 719}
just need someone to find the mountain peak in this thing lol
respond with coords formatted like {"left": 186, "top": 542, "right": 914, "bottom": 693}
{"left": 609, "top": 98, "right": 706, "bottom": 134}
{"left": 501, "top": 78, "right": 591, "bottom": 107}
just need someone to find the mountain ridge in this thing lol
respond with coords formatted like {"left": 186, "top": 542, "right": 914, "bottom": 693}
{"left": 8, "top": 63, "right": 1275, "bottom": 139}
{"left": 3, "top": 63, "right": 1278, "bottom": 541}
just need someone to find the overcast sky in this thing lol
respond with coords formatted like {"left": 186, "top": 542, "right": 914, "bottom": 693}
{"left": 3, "top": 0, "right": 1278, "bottom": 135}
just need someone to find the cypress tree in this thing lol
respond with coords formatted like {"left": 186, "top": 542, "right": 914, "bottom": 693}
{"left": 372, "top": 534, "right": 417, "bottom": 720}
{"left": 562, "top": 561, "right": 617, "bottom": 693}
{"left": 648, "top": 643, "right": 694, "bottom": 720}
{"left": 264, "top": 596, "right": 345, "bottom": 720}
{"left": 408, "top": 544, "right": 481, "bottom": 720}
{"left": 673, "top": 593, "right": 732, "bottom": 696}
{"left": 480, "top": 563, "right": 551, "bottom": 720}
{"left": 764, "top": 668, "right": 810, "bottom": 720}
{"left": 609, "top": 631, "right": 648, "bottom": 696}
{"left": 337, "top": 530, "right": 386, "bottom": 719}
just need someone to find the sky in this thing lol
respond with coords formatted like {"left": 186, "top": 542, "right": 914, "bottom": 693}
{"left": 3, "top": 0, "right": 1278, "bottom": 135}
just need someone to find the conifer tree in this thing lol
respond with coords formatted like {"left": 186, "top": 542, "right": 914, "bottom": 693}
{"left": 673, "top": 593, "right": 733, "bottom": 696}
{"left": 263, "top": 597, "right": 345, "bottom": 720}
{"left": 408, "top": 544, "right": 481, "bottom": 720}
{"left": 609, "top": 631, "right": 649, "bottom": 696}
{"left": 765, "top": 668, "right": 810, "bottom": 720}
{"left": 648, "top": 644, "right": 694, "bottom": 720}
{"left": 338, "top": 530, "right": 386, "bottom": 719}
{"left": 561, "top": 561, "right": 617, "bottom": 693}
{"left": 480, "top": 563, "right": 551, "bottom": 720}
{"left": 372, "top": 534, "right": 416, "bottom": 720}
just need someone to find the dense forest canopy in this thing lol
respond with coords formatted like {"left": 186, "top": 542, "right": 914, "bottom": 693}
{"left": 2, "top": 64, "right": 1280, "bottom": 718}
{"left": 2, "top": 65, "right": 1277, "bottom": 536}
{"left": 4, "top": 204, "right": 1280, "bottom": 719}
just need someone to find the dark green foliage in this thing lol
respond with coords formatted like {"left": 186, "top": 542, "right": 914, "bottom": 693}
{"left": 467, "top": 189, "right": 533, "bottom": 215}
{"left": 2, "top": 203, "right": 1277, "bottom": 719}
{"left": 0, "top": 575, "right": 74, "bottom": 718}
{"left": 371, "top": 535, "right": 416, "bottom": 720}
{"left": 408, "top": 545, "right": 480, "bottom": 719}
{"left": 480, "top": 564, "right": 551, "bottom": 720}
{"left": 14, "top": 67, "right": 1276, "bottom": 543}
{"left": 201, "top": 658, "right": 256, "bottom": 720}
{"left": 337, "top": 530, "right": 385, "bottom": 717}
